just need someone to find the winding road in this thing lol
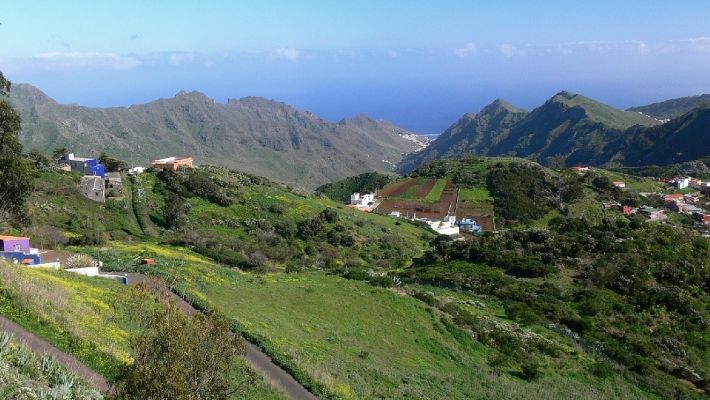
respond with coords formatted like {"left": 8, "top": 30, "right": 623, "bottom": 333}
{"left": 0, "top": 315, "right": 110, "bottom": 393}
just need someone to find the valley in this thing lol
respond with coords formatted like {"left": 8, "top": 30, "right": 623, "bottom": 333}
{"left": 1, "top": 70, "right": 710, "bottom": 399}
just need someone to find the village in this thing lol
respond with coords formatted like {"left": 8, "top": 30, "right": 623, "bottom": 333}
{"left": 0, "top": 152, "right": 195, "bottom": 280}
{"left": 572, "top": 166, "right": 710, "bottom": 235}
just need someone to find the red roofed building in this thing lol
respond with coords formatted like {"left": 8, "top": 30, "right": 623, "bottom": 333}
{"left": 151, "top": 156, "right": 194, "bottom": 171}
{"left": 664, "top": 193, "right": 683, "bottom": 202}
{"left": 622, "top": 206, "right": 636, "bottom": 216}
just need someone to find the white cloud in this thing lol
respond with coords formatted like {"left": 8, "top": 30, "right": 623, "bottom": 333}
{"left": 273, "top": 47, "right": 301, "bottom": 61}
{"left": 168, "top": 52, "right": 195, "bottom": 66}
{"left": 4, "top": 52, "right": 142, "bottom": 71}
{"left": 673, "top": 37, "right": 710, "bottom": 53}
{"left": 454, "top": 42, "right": 477, "bottom": 57}
{"left": 498, "top": 43, "right": 517, "bottom": 58}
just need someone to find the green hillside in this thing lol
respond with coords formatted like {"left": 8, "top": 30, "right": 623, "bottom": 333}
{"left": 398, "top": 99, "right": 528, "bottom": 174}
{"left": 399, "top": 91, "right": 710, "bottom": 173}
{"left": 2, "top": 158, "right": 708, "bottom": 399}
{"left": 628, "top": 94, "right": 710, "bottom": 120}
{"left": 315, "top": 172, "right": 396, "bottom": 203}
{"left": 551, "top": 91, "right": 658, "bottom": 130}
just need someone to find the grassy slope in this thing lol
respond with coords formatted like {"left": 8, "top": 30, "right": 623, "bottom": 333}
{"left": 0, "top": 263, "right": 287, "bottom": 400}
{"left": 8, "top": 166, "right": 680, "bottom": 399}
{"left": 554, "top": 92, "right": 659, "bottom": 129}
{"left": 147, "top": 260, "right": 656, "bottom": 400}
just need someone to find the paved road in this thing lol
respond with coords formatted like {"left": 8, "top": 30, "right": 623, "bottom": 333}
{"left": 0, "top": 316, "right": 110, "bottom": 393}
{"left": 126, "top": 273, "right": 319, "bottom": 400}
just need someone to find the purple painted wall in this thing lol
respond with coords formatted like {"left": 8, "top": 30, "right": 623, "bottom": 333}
{"left": 0, "top": 238, "right": 31, "bottom": 253}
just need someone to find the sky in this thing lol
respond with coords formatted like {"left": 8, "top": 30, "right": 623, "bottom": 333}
{"left": 2, "top": 1, "right": 710, "bottom": 133}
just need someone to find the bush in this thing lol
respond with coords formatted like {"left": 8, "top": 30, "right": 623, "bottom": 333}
{"left": 65, "top": 254, "right": 97, "bottom": 269}
{"left": 519, "top": 359, "right": 543, "bottom": 381}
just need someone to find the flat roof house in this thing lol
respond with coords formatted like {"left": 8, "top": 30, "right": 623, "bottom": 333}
{"left": 63, "top": 153, "right": 106, "bottom": 178}
{"left": 80, "top": 176, "right": 106, "bottom": 203}
{"left": 151, "top": 156, "right": 194, "bottom": 171}
{"left": 0, "top": 235, "right": 41, "bottom": 265}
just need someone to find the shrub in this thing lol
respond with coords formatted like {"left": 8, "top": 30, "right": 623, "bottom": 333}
{"left": 519, "top": 359, "right": 543, "bottom": 381}
{"left": 65, "top": 254, "right": 97, "bottom": 269}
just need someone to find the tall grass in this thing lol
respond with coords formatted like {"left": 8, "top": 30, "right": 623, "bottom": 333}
{"left": 0, "top": 331, "right": 103, "bottom": 399}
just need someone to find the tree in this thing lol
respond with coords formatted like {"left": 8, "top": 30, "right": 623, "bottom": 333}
{"left": 163, "top": 192, "right": 191, "bottom": 229}
{"left": 0, "top": 71, "right": 33, "bottom": 225}
{"left": 52, "top": 147, "right": 68, "bottom": 161}
{"left": 110, "top": 287, "right": 245, "bottom": 400}
{"left": 99, "top": 152, "right": 128, "bottom": 172}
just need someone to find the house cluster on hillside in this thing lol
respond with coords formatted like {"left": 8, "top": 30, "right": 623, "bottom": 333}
{"left": 59, "top": 153, "right": 119, "bottom": 203}
{"left": 61, "top": 152, "right": 195, "bottom": 202}
{"left": 607, "top": 174, "right": 710, "bottom": 229}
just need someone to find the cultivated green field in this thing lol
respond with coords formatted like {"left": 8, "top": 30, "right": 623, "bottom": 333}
{"left": 459, "top": 187, "right": 493, "bottom": 203}
{"left": 423, "top": 178, "right": 448, "bottom": 202}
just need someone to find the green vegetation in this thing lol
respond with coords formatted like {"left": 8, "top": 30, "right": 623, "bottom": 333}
{"left": 26, "top": 171, "right": 143, "bottom": 246}
{"left": 628, "top": 93, "right": 710, "bottom": 120}
{"left": 423, "top": 178, "right": 447, "bottom": 202}
{"left": 399, "top": 91, "right": 709, "bottom": 174}
{"left": 0, "top": 262, "right": 288, "bottom": 399}
{"left": 459, "top": 187, "right": 493, "bottom": 203}
{"left": 110, "top": 293, "right": 246, "bottom": 400}
{"left": 551, "top": 91, "right": 658, "bottom": 130}
{"left": 315, "top": 172, "right": 395, "bottom": 202}
{"left": 4, "top": 154, "right": 709, "bottom": 399}
{"left": 406, "top": 217, "right": 710, "bottom": 398}
{"left": 0, "top": 72, "right": 34, "bottom": 227}
{"left": 487, "top": 162, "right": 582, "bottom": 224}
{"left": 150, "top": 264, "right": 652, "bottom": 400}
{"left": 148, "top": 166, "right": 433, "bottom": 272}
{"left": 0, "top": 331, "right": 102, "bottom": 399}
{"left": 611, "top": 157, "right": 710, "bottom": 181}
{"left": 0, "top": 262, "right": 145, "bottom": 378}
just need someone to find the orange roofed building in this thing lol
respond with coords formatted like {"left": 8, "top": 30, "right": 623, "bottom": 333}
{"left": 151, "top": 156, "right": 194, "bottom": 171}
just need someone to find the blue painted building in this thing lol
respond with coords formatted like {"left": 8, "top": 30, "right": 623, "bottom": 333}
{"left": 0, "top": 235, "right": 42, "bottom": 265}
{"left": 64, "top": 153, "right": 106, "bottom": 178}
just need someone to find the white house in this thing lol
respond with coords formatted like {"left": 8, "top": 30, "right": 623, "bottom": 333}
{"left": 389, "top": 211, "right": 401, "bottom": 218}
{"left": 675, "top": 177, "right": 690, "bottom": 189}
{"left": 416, "top": 215, "right": 460, "bottom": 236}
{"left": 350, "top": 192, "right": 375, "bottom": 207}
{"left": 457, "top": 218, "right": 483, "bottom": 233}
{"left": 128, "top": 166, "right": 146, "bottom": 175}
{"left": 613, "top": 181, "right": 626, "bottom": 189}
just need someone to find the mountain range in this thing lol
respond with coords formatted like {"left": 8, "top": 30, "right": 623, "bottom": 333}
{"left": 10, "top": 84, "right": 427, "bottom": 188}
{"left": 399, "top": 91, "right": 710, "bottom": 174}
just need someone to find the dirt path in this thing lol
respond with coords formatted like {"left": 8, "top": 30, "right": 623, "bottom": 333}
{"left": 126, "top": 273, "right": 319, "bottom": 400}
{"left": 0, "top": 316, "right": 110, "bottom": 393}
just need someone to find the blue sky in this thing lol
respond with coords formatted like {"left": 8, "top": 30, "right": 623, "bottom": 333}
{"left": 2, "top": 1, "right": 710, "bottom": 133}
